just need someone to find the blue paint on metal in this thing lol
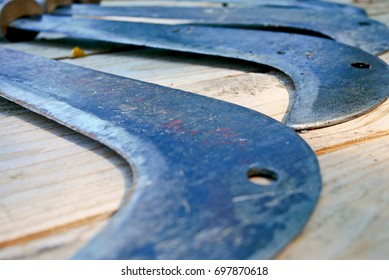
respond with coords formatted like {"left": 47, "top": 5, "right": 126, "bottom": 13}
{"left": 161, "top": 0, "right": 367, "bottom": 16}
{"left": 0, "top": 47, "right": 321, "bottom": 259}
{"left": 8, "top": 16, "right": 389, "bottom": 130}
{"left": 52, "top": 4, "right": 388, "bottom": 55}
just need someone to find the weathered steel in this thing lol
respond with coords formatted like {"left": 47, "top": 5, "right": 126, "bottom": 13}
{"left": 7, "top": 15, "right": 389, "bottom": 130}
{"left": 49, "top": 0, "right": 367, "bottom": 16}
{"left": 0, "top": 47, "right": 321, "bottom": 259}
{"left": 53, "top": 4, "right": 388, "bottom": 55}
{"left": 192, "top": 0, "right": 366, "bottom": 16}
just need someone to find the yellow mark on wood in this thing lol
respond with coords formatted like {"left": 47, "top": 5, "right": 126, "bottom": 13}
{"left": 316, "top": 130, "right": 389, "bottom": 156}
{"left": 70, "top": 47, "right": 86, "bottom": 58}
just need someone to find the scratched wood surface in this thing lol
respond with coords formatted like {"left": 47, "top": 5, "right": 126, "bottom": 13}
{"left": 1, "top": 0, "right": 389, "bottom": 259}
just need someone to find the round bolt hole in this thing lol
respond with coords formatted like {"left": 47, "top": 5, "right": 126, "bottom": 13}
{"left": 222, "top": 2, "right": 228, "bottom": 7}
{"left": 351, "top": 62, "right": 371, "bottom": 69}
{"left": 247, "top": 168, "right": 278, "bottom": 186}
{"left": 358, "top": 21, "right": 371, "bottom": 26}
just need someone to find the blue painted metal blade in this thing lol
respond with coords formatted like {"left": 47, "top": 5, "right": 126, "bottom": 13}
{"left": 9, "top": 16, "right": 389, "bottom": 130}
{"left": 52, "top": 5, "right": 387, "bottom": 55}
{"left": 0, "top": 47, "right": 321, "bottom": 259}
{"left": 87, "top": 0, "right": 367, "bottom": 17}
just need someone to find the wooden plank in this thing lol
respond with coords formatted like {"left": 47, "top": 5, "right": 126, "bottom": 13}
{"left": 0, "top": 100, "right": 130, "bottom": 248}
{"left": 1, "top": 0, "right": 389, "bottom": 259}
{"left": 354, "top": 1, "right": 389, "bottom": 16}
{"left": 374, "top": 13, "right": 389, "bottom": 24}
{"left": 0, "top": 220, "right": 107, "bottom": 260}
{"left": 278, "top": 134, "right": 389, "bottom": 259}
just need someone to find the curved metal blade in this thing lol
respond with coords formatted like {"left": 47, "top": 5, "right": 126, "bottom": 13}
{"left": 10, "top": 16, "right": 389, "bottom": 130}
{"left": 0, "top": 47, "right": 321, "bottom": 259}
{"left": 167, "top": 0, "right": 367, "bottom": 16}
{"left": 53, "top": 5, "right": 388, "bottom": 55}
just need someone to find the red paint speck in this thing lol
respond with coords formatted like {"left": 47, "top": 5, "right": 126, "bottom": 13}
{"left": 163, "top": 119, "right": 184, "bottom": 133}
{"left": 216, "top": 127, "right": 231, "bottom": 132}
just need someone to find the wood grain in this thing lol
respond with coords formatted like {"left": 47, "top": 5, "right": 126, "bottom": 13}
{"left": 1, "top": 0, "right": 389, "bottom": 259}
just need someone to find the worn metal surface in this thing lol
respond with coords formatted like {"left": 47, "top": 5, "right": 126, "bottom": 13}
{"left": 9, "top": 16, "right": 389, "bottom": 130}
{"left": 54, "top": 4, "right": 388, "bottom": 55}
{"left": 0, "top": 47, "right": 321, "bottom": 259}
{"left": 35, "top": 0, "right": 367, "bottom": 17}
{"left": 97, "top": 0, "right": 368, "bottom": 16}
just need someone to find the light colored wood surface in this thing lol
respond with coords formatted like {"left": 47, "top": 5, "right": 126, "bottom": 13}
{"left": 1, "top": 0, "right": 389, "bottom": 259}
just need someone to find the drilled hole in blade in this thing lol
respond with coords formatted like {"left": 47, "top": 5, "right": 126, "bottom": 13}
{"left": 358, "top": 21, "right": 371, "bottom": 26}
{"left": 351, "top": 62, "right": 371, "bottom": 69}
{"left": 247, "top": 168, "right": 278, "bottom": 186}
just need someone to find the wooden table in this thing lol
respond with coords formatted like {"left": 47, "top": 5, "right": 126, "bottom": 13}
{"left": 1, "top": 0, "right": 389, "bottom": 259}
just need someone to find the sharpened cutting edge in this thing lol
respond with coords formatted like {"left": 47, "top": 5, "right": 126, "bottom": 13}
{"left": 0, "top": 47, "right": 321, "bottom": 259}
